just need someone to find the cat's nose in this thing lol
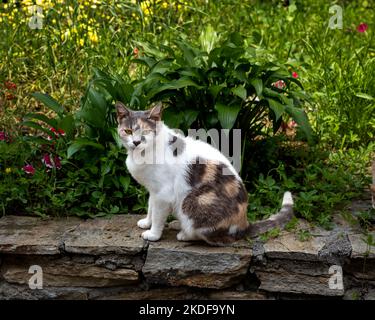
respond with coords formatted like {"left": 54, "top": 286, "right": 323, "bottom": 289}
{"left": 133, "top": 140, "right": 141, "bottom": 146}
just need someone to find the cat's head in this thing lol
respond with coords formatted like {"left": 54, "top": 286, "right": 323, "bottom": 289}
{"left": 116, "top": 101, "right": 163, "bottom": 151}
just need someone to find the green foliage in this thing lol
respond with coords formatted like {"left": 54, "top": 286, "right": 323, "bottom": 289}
{"left": 247, "top": 142, "right": 374, "bottom": 229}
{"left": 131, "top": 30, "right": 312, "bottom": 142}
{"left": 0, "top": 0, "right": 373, "bottom": 228}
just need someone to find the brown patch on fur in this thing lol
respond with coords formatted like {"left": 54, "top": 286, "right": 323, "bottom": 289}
{"left": 182, "top": 159, "right": 251, "bottom": 245}
{"left": 197, "top": 191, "right": 217, "bottom": 206}
{"left": 185, "top": 157, "right": 206, "bottom": 187}
{"left": 215, "top": 202, "right": 249, "bottom": 231}
{"left": 201, "top": 162, "right": 217, "bottom": 183}
{"left": 223, "top": 179, "right": 239, "bottom": 197}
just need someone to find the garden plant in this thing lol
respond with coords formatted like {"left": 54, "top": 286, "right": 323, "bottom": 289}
{"left": 0, "top": 0, "right": 374, "bottom": 236}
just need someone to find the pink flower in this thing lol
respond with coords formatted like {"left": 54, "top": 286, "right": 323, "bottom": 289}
{"left": 289, "top": 120, "right": 297, "bottom": 128}
{"left": 0, "top": 131, "right": 6, "bottom": 141}
{"left": 42, "top": 154, "right": 54, "bottom": 169}
{"left": 292, "top": 71, "right": 299, "bottom": 78}
{"left": 272, "top": 80, "right": 286, "bottom": 89}
{"left": 357, "top": 23, "right": 368, "bottom": 33}
{"left": 22, "top": 164, "right": 35, "bottom": 175}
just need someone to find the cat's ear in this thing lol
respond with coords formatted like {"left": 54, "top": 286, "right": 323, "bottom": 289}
{"left": 116, "top": 102, "right": 131, "bottom": 121}
{"left": 147, "top": 101, "right": 163, "bottom": 121}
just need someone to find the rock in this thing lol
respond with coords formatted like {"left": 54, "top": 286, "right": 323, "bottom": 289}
{"left": 263, "top": 232, "right": 326, "bottom": 261}
{"left": 318, "top": 231, "right": 352, "bottom": 264}
{"left": 206, "top": 290, "right": 269, "bottom": 300}
{"left": 0, "top": 282, "right": 89, "bottom": 300}
{"left": 63, "top": 215, "right": 147, "bottom": 255}
{"left": 0, "top": 216, "right": 80, "bottom": 255}
{"left": 1, "top": 256, "right": 139, "bottom": 287}
{"left": 349, "top": 233, "right": 375, "bottom": 259}
{"left": 253, "top": 259, "right": 344, "bottom": 296}
{"left": 142, "top": 228, "right": 251, "bottom": 289}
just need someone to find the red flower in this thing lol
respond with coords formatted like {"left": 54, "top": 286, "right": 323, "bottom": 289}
{"left": 292, "top": 71, "right": 299, "bottom": 78}
{"left": 5, "top": 92, "right": 16, "bottom": 100}
{"left": 4, "top": 81, "right": 17, "bottom": 90}
{"left": 42, "top": 154, "right": 62, "bottom": 170}
{"left": 133, "top": 47, "right": 139, "bottom": 58}
{"left": 55, "top": 156, "right": 62, "bottom": 169}
{"left": 357, "top": 23, "right": 368, "bottom": 33}
{"left": 22, "top": 164, "right": 35, "bottom": 175}
{"left": 272, "top": 80, "right": 286, "bottom": 89}
{"left": 50, "top": 127, "right": 65, "bottom": 137}
{"left": 42, "top": 154, "right": 54, "bottom": 169}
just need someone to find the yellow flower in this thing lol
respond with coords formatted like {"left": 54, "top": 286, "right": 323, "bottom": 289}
{"left": 88, "top": 30, "right": 98, "bottom": 44}
{"left": 162, "top": 2, "right": 168, "bottom": 9}
{"left": 5, "top": 168, "right": 12, "bottom": 174}
{"left": 79, "top": 38, "right": 85, "bottom": 46}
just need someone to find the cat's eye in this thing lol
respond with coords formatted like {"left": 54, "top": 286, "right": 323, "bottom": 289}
{"left": 123, "top": 128, "right": 133, "bottom": 135}
{"left": 142, "top": 129, "right": 153, "bottom": 135}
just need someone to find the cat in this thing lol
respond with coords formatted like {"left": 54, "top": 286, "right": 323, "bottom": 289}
{"left": 116, "top": 101, "right": 294, "bottom": 245}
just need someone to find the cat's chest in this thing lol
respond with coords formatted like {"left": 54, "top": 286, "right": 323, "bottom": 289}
{"left": 126, "top": 157, "right": 167, "bottom": 191}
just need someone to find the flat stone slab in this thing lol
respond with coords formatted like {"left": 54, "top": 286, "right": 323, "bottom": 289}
{"left": 349, "top": 232, "right": 375, "bottom": 259}
{"left": 0, "top": 215, "right": 145, "bottom": 256}
{"left": 263, "top": 232, "right": 326, "bottom": 261}
{"left": 63, "top": 215, "right": 145, "bottom": 255}
{"left": 142, "top": 227, "right": 251, "bottom": 289}
{"left": 0, "top": 216, "right": 80, "bottom": 255}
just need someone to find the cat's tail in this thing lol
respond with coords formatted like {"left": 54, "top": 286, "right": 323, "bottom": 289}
{"left": 246, "top": 191, "right": 294, "bottom": 238}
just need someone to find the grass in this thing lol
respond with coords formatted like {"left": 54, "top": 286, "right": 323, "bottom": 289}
{"left": 0, "top": 0, "right": 374, "bottom": 228}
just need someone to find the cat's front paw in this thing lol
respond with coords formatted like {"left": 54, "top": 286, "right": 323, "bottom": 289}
{"left": 137, "top": 218, "right": 151, "bottom": 229}
{"left": 142, "top": 230, "right": 161, "bottom": 241}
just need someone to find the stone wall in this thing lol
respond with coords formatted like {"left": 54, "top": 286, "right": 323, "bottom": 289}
{"left": 0, "top": 213, "right": 374, "bottom": 300}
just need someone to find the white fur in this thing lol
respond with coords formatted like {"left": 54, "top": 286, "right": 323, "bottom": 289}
{"left": 120, "top": 122, "right": 240, "bottom": 242}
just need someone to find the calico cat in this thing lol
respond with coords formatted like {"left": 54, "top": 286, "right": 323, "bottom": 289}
{"left": 116, "top": 101, "right": 294, "bottom": 245}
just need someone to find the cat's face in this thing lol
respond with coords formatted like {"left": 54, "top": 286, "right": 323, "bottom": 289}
{"left": 116, "top": 102, "right": 162, "bottom": 151}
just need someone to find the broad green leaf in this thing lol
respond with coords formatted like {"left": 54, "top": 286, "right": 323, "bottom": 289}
{"left": 231, "top": 86, "right": 247, "bottom": 100}
{"left": 24, "top": 113, "right": 58, "bottom": 129}
{"left": 209, "top": 84, "right": 226, "bottom": 98}
{"left": 263, "top": 87, "right": 291, "bottom": 105}
{"left": 215, "top": 102, "right": 241, "bottom": 129}
{"left": 162, "top": 108, "right": 184, "bottom": 128}
{"left": 22, "top": 121, "right": 55, "bottom": 137}
{"left": 250, "top": 78, "right": 263, "bottom": 97}
{"left": 119, "top": 175, "right": 130, "bottom": 192}
{"left": 31, "top": 93, "right": 64, "bottom": 118}
{"left": 67, "top": 139, "right": 104, "bottom": 158}
{"left": 266, "top": 98, "right": 285, "bottom": 121}
{"left": 285, "top": 106, "right": 313, "bottom": 142}
{"left": 58, "top": 115, "right": 75, "bottom": 139}
{"left": 183, "top": 109, "right": 199, "bottom": 127}
{"left": 146, "top": 77, "right": 203, "bottom": 100}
